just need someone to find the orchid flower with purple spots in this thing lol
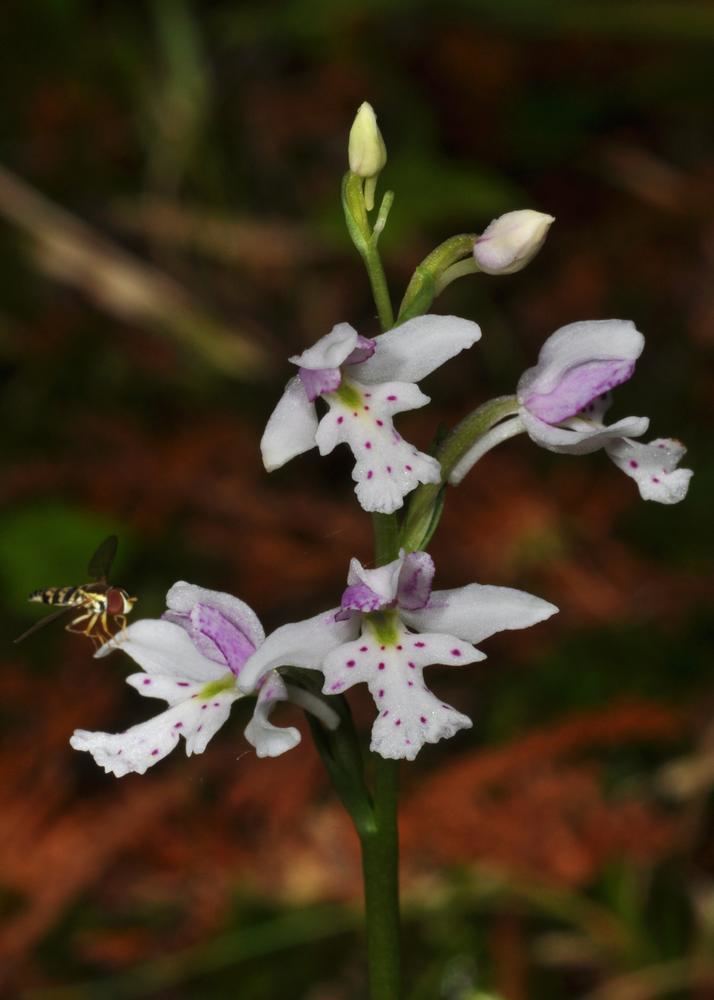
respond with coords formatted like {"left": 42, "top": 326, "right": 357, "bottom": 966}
{"left": 450, "top": 319, "right": 693, "bottom": 504}
{"left": 70, "top": 582, "right": 340, "bottom": 777}
{"left": 261, "top": 314, "right": 481, "bottom": 514}
{"left": 239, "top": 551, "right": 557, "bottom": 761}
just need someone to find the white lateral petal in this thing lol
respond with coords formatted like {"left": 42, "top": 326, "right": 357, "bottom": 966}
{"left": 70, "top": 688, "right": 238, "bottom": 777}
{"left": 165, "top": 582, "right": 265, "bottom": 648}
{"left": 95, "top": 619, "right": 225, "bottom": 682}
{"left": 238, "top": 610, "right": 359, "bottom": 693}
{"left": 517, "top": 320, "right": 644, "bottom": 403}
{"left": 351, "top": 315, "right": 481, "bottom": 384}
{"left": 402, "top": 584, "right": 558, "bottom": 645}
{"left": 606, "top": 436, "right": 693, "bottom": 504}
{"left": 244, "top": 672, "right": 301, "bottom": 758}
{"left": 261, "top": 377, "right": 318, "bottom": 472}
{"left": 520, "top": 407, "right": 649, "bottom": 454}
{"left": 289, "top": 323, "right": 359, "bottom": 370}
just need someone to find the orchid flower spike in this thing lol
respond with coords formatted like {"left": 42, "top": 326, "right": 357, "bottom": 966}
{"left": 239, "top": 551, "right": 557, "bottom": 761}
{"left": 450, "top": 320, "right": 693, "bottom": 504}
{"left": 70, "top": 583, "right": 339, "bottom": 777}
{"left": 261, "top": 315, "right": 481, "bottom": 513}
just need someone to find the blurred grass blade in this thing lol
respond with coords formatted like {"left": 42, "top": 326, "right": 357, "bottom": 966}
{"left": 0, "top": 165, "right": 269, "bottom": 379}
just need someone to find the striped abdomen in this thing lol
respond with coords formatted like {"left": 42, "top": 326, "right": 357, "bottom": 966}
{"left": 29, "top": 586, "right": 91, "bottom": 606}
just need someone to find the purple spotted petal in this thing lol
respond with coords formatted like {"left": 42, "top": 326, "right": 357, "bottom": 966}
{"left": 523, "top": 359, "right": 635, "bottom": 424}
{"left": 298, "top": 366, "right": 341, "bottom": 402}
{"left": 189, "top": 603, "right": 256, "bottom": 676}
{"left": 344, "top": 335, "right": 377, "bottom": 366}
{"left": 340, "top": 582, "right": 391, "bottom": 614}
{"left": 396, "top": 551, "right": 434, "bottom": 611}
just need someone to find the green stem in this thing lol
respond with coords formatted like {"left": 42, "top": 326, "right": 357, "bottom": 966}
{"left": 401, "top": 395, "right": 520, "bottom": 553}
{"left": 365, "top": 242, "right": 395, "bottom": 331}
{"left": 360, "top": 757, "right": 401, "bottom": 1000}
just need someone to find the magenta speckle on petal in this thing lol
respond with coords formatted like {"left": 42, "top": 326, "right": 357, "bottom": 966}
{"left": 378, "top": 662, "right": 385, "bottom": 671}
{"left": 365, "top": 441, "right": 372, "bottom": 449}
{"left": 378, "top": 689, "right": 384, "bottom": 697}
{"left": 407, "top": 680, "right": 413, "bottom": 687}
{"left": 376, "top": 419, "right": 384, "bottom": 426}
{"left": 201, "top": 703, "right": 208, "bottom": 710}
{"left": 405, "top": 464, "right": 412, "bottom": 471}
{"left": 395, "top": 719, "right": 401, "bottom": 727}
{"left": 346, "top": 659, "right": 356, "bottom": 668}
{"left": 337, "top": 415, "right": 344, "bottom": 424}
{"left": 176, "top": 681, "right": 190, "bottom": 687}
{"left": 408, "top": 661, "right": 416, "bottom": 669}
{"left": 386, "top": 465, "right": 392, "bottom": 473}
{"left": 365, "top": 392, "right": 371, "bottom": 397}
{"left": 396, "top": 644, "right": 403, "bottom": 651}
{"left": 197, "top": 724, "right": 203, "bottom": 732}
{"left": 382, "top": 710, "right": 389, "bottom": 717}
{"left": 415, "top": 641, "right": 425, "bottom": 648}
{"left": 364, "top": 405, "right": 370, "bottom": 411}
{"left": 151, "top": 748, "right": 159, "bottom": 756}
{"left": 420, "top": 716, "right": 427, "bottom": 724}
{"left": 352, "top": 411, "right": 358, "bottom": 417}
{"left": 367, "top": 470, "right": 373, "bottom": 479}
{"left": 174, "top": 722, "right": 183, "bottom": 729}
{"left": 387, "top": 394, "right": 397, "bottom": 401}
{"left": 652, "top": 476, "right": 661, "bottom": 483}
{"left": 330, "top": 682, "right": 342, "bottom": 691}
{"left": 360, "top": 645, "right": 368, "bottom": 652}
{"left": 213, "top": 701, "right": 220, "bottom": 707}
{"left": 451, "top": 649, "right": 462, "bottom": 657}
{"left": 629, "top": 460, "right": 639, "bottom": 468}
{"left": 143, "top": 678, "right": 151, "bottom": 685}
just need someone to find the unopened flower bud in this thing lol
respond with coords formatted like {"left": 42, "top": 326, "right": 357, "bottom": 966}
{"left": 473, "top": 209, "right": 554, "bottom": 275}
{"left": 348, "top": 102, "right": 387, "bottom": 180}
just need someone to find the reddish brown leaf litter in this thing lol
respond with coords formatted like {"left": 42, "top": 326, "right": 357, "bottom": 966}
{"left": 402, "top": 701, "right": 685, "bottom": 886}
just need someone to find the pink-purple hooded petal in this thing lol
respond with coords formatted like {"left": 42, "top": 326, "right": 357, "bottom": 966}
{"left": 396, "top": 551, "right": 434, "bottom": 611}
{"left": 517, "top": 320, "right": 644, "bottom": 423}
{"left": 344, "top": 335, "right": 377, "bottom": 366}
{"left": 298, "top": 366, "right": 341, "bottom": 401}
{"left": 522, "top": 358, "right": 635, "bottom": 423}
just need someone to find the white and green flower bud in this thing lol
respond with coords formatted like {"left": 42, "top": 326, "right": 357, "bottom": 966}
{"left": 348, "top": 102, "right": 387, "bottom": 210}
{"left": 473, "top": 209, "right": 554, "bottom": 275}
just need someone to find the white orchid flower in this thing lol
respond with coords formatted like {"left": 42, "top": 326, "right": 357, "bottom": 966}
{"left": 70, "top": 582, "right": 339, "bottom": 777}
{"left": 261, "top": 315, "right": 481, "bottom": 514}
{"left": 239, "top": 551, "right": 556, "bottom": 761}
{"left": 450, "top": 319, "right": 692, "bottom": 504}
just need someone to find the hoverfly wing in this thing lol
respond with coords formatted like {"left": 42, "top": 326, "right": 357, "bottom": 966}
{"left": 87, "top": 535, "right": 118, "bottom": 583}
{"left": 13, "top": 606, "right": 73, "bottom": 644}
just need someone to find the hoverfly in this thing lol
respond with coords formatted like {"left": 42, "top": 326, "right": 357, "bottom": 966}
{"left": 14, "top": 535, "right": 137, "bottom": 647}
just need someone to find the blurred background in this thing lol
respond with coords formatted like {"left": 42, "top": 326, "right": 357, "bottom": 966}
{"left": 0, "top": 1, "right": 712, "bottom": 997}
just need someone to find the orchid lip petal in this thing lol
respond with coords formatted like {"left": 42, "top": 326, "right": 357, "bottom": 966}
{"left": 315, "top": 378, "right": 441, "bottom": 514}
{"left": 606, "top": 436, "right": 693, "bottom": 504}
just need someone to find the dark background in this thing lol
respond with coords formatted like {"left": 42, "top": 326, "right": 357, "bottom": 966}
{"left": 0, "top": 1, "right": 712, "bottom": 997}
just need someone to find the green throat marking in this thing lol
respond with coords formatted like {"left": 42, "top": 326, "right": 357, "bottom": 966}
{"left": 198, "top": 674, "right": 237, "bottom": 699}
{"left": 364, "top": 610, "right": 401, "bottom": 646}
